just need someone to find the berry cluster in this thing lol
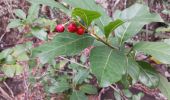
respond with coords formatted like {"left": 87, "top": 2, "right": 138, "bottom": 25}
{"left": 55, "top": 22, "right": 85, "bottom": 35}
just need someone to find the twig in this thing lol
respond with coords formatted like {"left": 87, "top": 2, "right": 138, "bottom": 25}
{"left": 90, "top": 27, "right": 119, "bottom": 50}
{"left": 110, "top": 84, "right": 128, "bottom": 100}
{"left": 98, "top": 88, "right": 106, "bottom": 100}
{"left": 0, "top": 86, "right": 13, "bottom": 100}
{"left": 23, "top": 63, "right": 29, "bottom": 100}
{"left": 59, "top": 56, "right": 89, "bottom": 69}
{"left": 3, "top": 81, "right": 14, "bottom": 98}
{"left": 0, "top": 32, "right": 7, "bottom": 42}
{"left": 3, "top": 0, "right": 15, "bottom": 19}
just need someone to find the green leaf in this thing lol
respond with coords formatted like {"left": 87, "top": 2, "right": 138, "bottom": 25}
{"left": 114, "top": 91, "right": 121, "bottom": 100}
{"left": 132, "top": 93, "right": 144, "bottom": 100}
{"left": 164, "top": 39, "right": 170, "bottom": 45}
{"left": 134, "top": 42, "right": 170, "bottom": 64}
{"left": 7, "top": 19, "right": 22, "bottom": 29}
{"left": 0, "top": 49, "right": 13, "bottom": 60}
{"left": 63, "top": 0, "right": 112, "bottom": 31}
{"left": 90, "top": 46, "right": 126, "bottom": 87}
{"left": 27, "top": 4, "right": 40, "bottom": 23}
{"left": 127, "top": 58, "right": 140, "bottom": 84}
{"left": 72, "top": 8, "right": 101, "bottom": 26}
{"left": 12, "top": 45, "right": 26, "bottom": 57}
{"left": 14, "top": 9, "right": 26, "bottom": 19}
{"left": 114, "top": 3, "right": 163, "bottom": 44}
{"left": 31, "top": 28, "right": 47, "bottom": 41}
{"left": 15, "top": 64, "right": 23, "bottom": 75}
{"left": 1, "top": 64, "right": 23, "bottom": 77}
{"left": 1, "top": 64, "right": 16, "bottom": 77}
{"left": 5, "top": 55, "right": 16, "bottom": 64}
{"left": 73, "top": 69, "right": 89, "bottom": 85}
{"left": 27, "top": 0, "right": 70, "bottom": 15}
{"left": 162, "top": 9, "right": 170, "bottom": 15}
{"left": 16, "top": 53, "right": 29, "bottom": 61}
{"left": 123, "top": 89, "right": 132, "bottom": 98}
{"left": 104, "top": 19, "right": 124, "bottom": 38}
{"left": 70, "top": 91, "right": 87, "bottom": 100}
{"left": 32, "top": 32, "right": 94, "bottom": 64}
{"left": 158, "top": 74, "right": 170, "bottom": 100}
{"left": 48, "top": 81, "right": 70, "bottom": 93}
{"left": 138, "top": 61, "right": 159, "bottom": 88}
{"left": 80, "top": 84, "right": 97, "bottom": 94}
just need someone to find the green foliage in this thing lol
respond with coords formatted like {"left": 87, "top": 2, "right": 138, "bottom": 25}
{"left": 104, "top": 19, "right": 124, "bottom": 38}
{"left": 27, "top": 0, "right": 70, "bottom": 14}
{"left": 134, "top": 42, "right": 170, "bottom": 64}
{"left": 32, "top": 32, "right": 94, "bottom": 64}
{"left": 126, "top": 58, "right": 140, "bottom": 84}
{"left": 63, "top": 0, "right": 112, "bottom": 31}
{"left": 73, "top": 69, "right": 89, "bottom": 85}
{"left": 31, "top": 28, "right": 48, "bottom": 41}
{"left": 70, "top": 91, "right": 87, "bottom": 100}
{"left": 0, "top": 42, "right": 32, "bottom": 77}
{"left": 27, "top": 4, "right": 40, "bottom": 23}
{"left": 138, "top": 61, "right": 160, "bottom": 88}
{"left": 72, "top": 8, "right": 101, "bottom": 27}
{"left": 158, "top": 75, "right": 170, "bottom": 100}
{"left": 7, "top": 19, "right": 23, "bottom": 29}
{"left": 114, "top": 3, "right": 163, "bottom": 45}
{"left": 14, "top": 9, "right": 26, "bottom": 19}
{"left": 48, "top": 81, "right": 70, "bottom": 93}
{"left": 80, "top": 84, "right": 97, "bottom": 94}
{"left": 90, "top": 46, "right": 126, "bottom": 87}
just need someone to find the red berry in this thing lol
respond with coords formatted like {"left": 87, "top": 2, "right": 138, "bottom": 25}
{"left": 67, "top": 23, "right": 77, "bottom": 32}
{"left": 76, "top": 26, "right": 85, "bottom": 35}
{"left": 55, "top": 24, "right": 65, "bottom": 32}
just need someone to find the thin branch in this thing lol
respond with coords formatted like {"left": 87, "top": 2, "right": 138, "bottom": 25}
{"left": 59, "top": 56, "right": 89, "bottom": 69}
{"left": 0, "top": 86, "right": 13, "bottom": 100}
{"left": 90, "top": 27, "right": 119, "bottom": 50}
{"left": 110, "top": 85, "right": 128, "bottom": 100}
{"left": 0, "top": 32, "right": 7, "bottom": 42}
{"left": 3, "top": 81, "right": 14, "bottom": 98}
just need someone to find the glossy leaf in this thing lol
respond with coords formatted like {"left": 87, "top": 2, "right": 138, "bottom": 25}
{"left": 104, "top": 19, "right": 124, "bottom": 38}
{"left": 138, "top": 61, "right": 159, "bottom": 88}
{"left": 14, "top": 9, "right": 26, "bottom": 19}
{"left": 72, "top": 8, "right": 101, "bottom": 26}
{"left": 63, "top": 0, "right": 112, "bottom": 31}
{"left": 32, "top": 32, "right": 94, "bottom": 64}
{"left": 80, "top": 84, "right": 97, "bottom": 94}
{"left": 158, "top": 74, "right": 170, "bottom": 100}
{"left": 114, "top": 3, "right": 163, "bottom": 44}
{"left": 134, "top": 42, "right": 170, "bottom": 64}
{"left": 90, "top": 46, "right": 126, "bottom": 87}
{"left": 70, "top": 91, "right": 87, "bottom": 100}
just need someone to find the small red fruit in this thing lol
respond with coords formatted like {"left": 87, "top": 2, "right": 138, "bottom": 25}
{"left": 55, "top": 24, "right": 65, "bottom": 32}
{"left": 67, "top": 23, "right": 77, "bottom": 32}
{"left": 76, "top": 26, "right": 85, "bottom": 35}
